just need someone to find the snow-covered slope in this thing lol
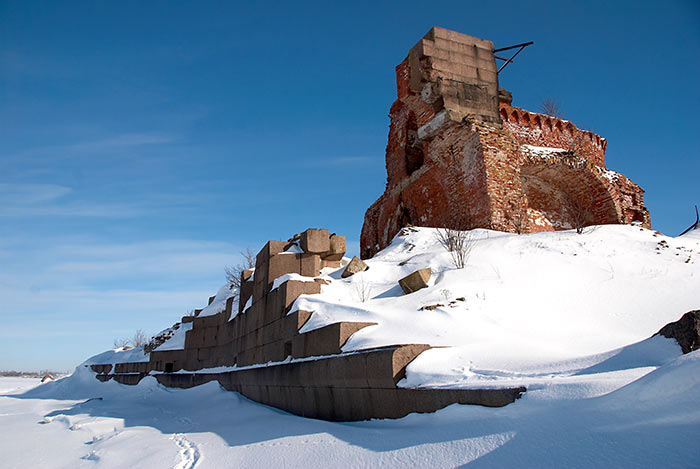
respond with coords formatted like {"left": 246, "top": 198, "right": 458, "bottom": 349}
{"left": 2, "top": 350, "right": 699, "bottom": 468}
{"left": 2, "top": 224, "right": 699, "bottom": 467}
{"left": 294, "top": 225, "right": 699, "bottom": 390}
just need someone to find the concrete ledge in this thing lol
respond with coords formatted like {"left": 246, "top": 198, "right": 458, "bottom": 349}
{"left": 97, "top": 344, "right": 525, "bottom": 421}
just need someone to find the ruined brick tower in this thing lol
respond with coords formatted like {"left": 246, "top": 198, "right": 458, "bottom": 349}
{"left": 361, "top": 27, "right": 650, "bottom": 258}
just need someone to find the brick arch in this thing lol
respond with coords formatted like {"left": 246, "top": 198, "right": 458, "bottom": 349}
{"left": 532, "top": 115, "right": 541, "bottom": 129}
{"left": 519, "top": 160, "right": 619, "bottom": 232}
{"left": 521, "top": 113, "right": 530, "bottom": 128}
{"left": 500, "top": 108, "right": 509, "bottom": 122}
{"left": 543, "top": 117, "right": 553, "bottom": 132}
{"left": 510, "top": 110, "right": 520, "bottom": 124}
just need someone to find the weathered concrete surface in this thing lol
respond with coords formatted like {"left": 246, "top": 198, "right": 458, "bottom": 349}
{"left": 151, "top": 346, "right": 526, "bottom": 421}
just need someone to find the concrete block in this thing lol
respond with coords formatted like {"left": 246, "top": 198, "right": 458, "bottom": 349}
{"left": 262, "top": 318, "right": 281, "bottom": 344}
{"left": 255, "top": 240, "right": 288, "bottom": 268}
{"left": 429, "top": 27, "right": 493, "bottom": 50}
{"left": 321, "top": 259, "right": 341, "bottom": 269}
{"left": 323, "top": 234, "right": 346, "bottom": 261}
{"left": 299, "top": 229, "right": 330, "bottom": 254}
{"left": 291, "top": 322, "right": 375, "bottom": 359}
{"left": 252, "top": 264, "right": 269, "bottom": 302}
{"left": 399, "top": 268, "right": 431, "bottom": 294}
{"left": 282, "top": 310, "right": 312, "bottom": 339}
{"left": 198, "top": 347, "right": 211, "bottom": 361}
{"left": 338, "top": 353, "right": 370, "bottom": 388}
{"left": 264, "top": 287, "right": 284, "bottom": 325}
{"left": 341, "top": 256, "right": 369, "bottom": 278}
{"left": 268, "top": 252, "right": 302, "bottom": 285}
{"left": 280, "top": 280, "right": 321, "bottom": 313}
{"left": 300, "top": 253, "right": 321, "bottom": 277}
{"left": 239, "top": 279, "right": 254, "bottom": 314}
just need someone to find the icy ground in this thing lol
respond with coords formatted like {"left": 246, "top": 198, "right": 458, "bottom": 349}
{"left": 2, "top": 225, "right": 699, "bottom": 467}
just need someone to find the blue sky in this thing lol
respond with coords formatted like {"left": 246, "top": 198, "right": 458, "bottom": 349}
{"left": 1, "top": 1, "right": 698, "bottom": 371}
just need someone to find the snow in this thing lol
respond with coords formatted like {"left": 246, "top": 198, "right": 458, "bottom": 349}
{"left": 197, "top": 284, "right": 234, "bottom": 318}
{"left": 153, "top": 322, "right": 192, "bottom": 351}
{"left": 2, "top": 224, "right": 699, "bottom": 466}
{"left": 294, "top": 226, "right": 699, "bottom": 392}
{"left": 270, "top": 272, "right": 317, "bottom": 291}
{"left": 521, "top": 144, "right": 566, "bottom": 156}
{"left": 2, "top": 349, "right": 699, "bottom": 467}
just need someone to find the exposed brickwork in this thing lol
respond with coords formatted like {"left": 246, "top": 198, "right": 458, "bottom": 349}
{"left": 361, "top": 27, "right": 650, "bottom": 258}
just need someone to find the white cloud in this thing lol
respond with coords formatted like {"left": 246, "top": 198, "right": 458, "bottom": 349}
{"left": 0, "top": 183, "right": 145, "bottom": 217}
{"left": 0, "top": 183, "right": 72, "bottom": 204}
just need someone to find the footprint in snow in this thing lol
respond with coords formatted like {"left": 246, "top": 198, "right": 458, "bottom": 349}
{"left": 171, "top": 433, "right": 201, "bottom": 469}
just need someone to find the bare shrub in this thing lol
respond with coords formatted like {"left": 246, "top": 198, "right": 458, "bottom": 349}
{"left": 435, "top": 228, "right": 475, "bottom": 268}
{"left": 224, "top": 248, "right": 256, "bottom": 305}
{"left": 354, "top": 274, "right": 372, "bottom": 302}
{"left": 541, "top": 97, "right": 564, "bottom": 119}
{"left": 131, "top": 329, "right": 148, "bottom": 347}
{"left": 113, "top": 337, "right": 130, "bottom": 348}
{"left": 113, "top": 329, "right": 149, "bottom": 349}
{"left": 567, "top": 194, "right": 595, "bottom": 234}
{"left": 440, "top": 289, "right": 452, "bottom": 303}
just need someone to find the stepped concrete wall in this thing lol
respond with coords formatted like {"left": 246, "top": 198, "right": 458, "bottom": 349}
{"left": 91, "top": 227, "right": 526, "bottom": 420}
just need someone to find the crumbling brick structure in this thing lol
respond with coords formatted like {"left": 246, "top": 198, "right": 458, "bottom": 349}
{"left": 92, "top": 228, "right": 524, "bottom": 421}
{"left": 361, "top": 27, "right": 650, "bottom": 258}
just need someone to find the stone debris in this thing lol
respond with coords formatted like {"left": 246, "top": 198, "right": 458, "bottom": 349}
{"left": 341, "top": 256, "right": 369, "bottom": 278}
{"left": 399, "top": 268, "right": 432, "bottom": 294}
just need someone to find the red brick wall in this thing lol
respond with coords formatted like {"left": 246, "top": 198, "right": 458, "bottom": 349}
{"left": 360, "top": 30, "right": 650, "bottom": 259}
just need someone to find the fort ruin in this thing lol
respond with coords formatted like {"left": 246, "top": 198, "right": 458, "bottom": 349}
{"left": 90, "top": 27, "right": 652, "bottom": 421}
{"left": 361, "top": 27, "right": 650, "bottom": 258}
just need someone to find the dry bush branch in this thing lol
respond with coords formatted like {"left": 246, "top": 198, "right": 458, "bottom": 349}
{"left": 541, "top": 97, "right": 564, "bottom": 119}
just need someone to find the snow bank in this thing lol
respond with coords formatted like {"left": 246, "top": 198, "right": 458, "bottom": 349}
{"left": 197, "top": 283, "right": 235, "bottom": 318}
{"left": 293, "top": 225, "right": 700, "bottom": 388}
{"left": 153, "top": 322, "right": 192, "bottom": 351}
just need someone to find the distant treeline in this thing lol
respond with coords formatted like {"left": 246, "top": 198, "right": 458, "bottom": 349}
{"left": 0, "top": 370, "right": 68, "bottom": 378}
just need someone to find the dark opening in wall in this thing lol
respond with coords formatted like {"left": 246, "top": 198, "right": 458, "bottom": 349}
{"left": 165, "top": 363, "right": 174, "bottom": 373}
{"left": 405, "top": 113, "right": 424, "bottom": 175}
{"left": 400, "top": 207, "right": 413, "bottom": 228}
{"left": 284, "top": 341, "right": 292, "bottom": 358}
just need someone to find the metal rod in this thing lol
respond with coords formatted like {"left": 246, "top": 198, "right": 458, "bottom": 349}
{"left": 494, "top": 41, "right": 534, "bottom": 53}
{"left": 494, "top": 55, "right": 511, "bottom": 61}
{"left": 497, "top": 45, "right": 528, "bottom": 74}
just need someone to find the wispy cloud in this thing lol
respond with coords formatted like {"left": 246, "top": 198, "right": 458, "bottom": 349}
{"left": 301, "top": 156, "right": 375, "bottom": 167}
{"left": 0, "top": 183, "right": 145, "bottom": 218}
{"left": 0, "top": 235, "right": 247, "bottom": 367}
{"left": 2, "top": 132, "right": 179, "bottom": 167}
{"left": 64, "top": 132, "right": 177, "bottom": 151}
{"left": 0, "top": 183, "right": 72, "bottom": 204}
